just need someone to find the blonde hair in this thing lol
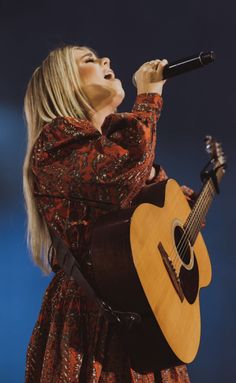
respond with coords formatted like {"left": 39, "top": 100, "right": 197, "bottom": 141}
{"left": 23, "top": 45, "right": 93, "bottom": 273}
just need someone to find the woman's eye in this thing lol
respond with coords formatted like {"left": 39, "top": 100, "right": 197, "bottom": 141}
{"left": 85, "top": 58, "right": 95, "bottom": 63}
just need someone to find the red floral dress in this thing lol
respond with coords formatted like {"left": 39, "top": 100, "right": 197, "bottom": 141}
{"left": 25, "top": 93, "right": 191, "bottom": 383}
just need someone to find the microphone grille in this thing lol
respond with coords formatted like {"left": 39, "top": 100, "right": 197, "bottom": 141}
{"left": 201, "top": 51, "right": 216, "bottom": 65}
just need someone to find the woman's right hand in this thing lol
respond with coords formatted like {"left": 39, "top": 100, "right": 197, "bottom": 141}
{"left": 133, "top": 59, "right": 168, "bottom": 96}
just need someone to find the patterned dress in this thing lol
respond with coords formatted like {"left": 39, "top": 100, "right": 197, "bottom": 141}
{"left": 25, "top": 93, "right": 191, "bottom": 383}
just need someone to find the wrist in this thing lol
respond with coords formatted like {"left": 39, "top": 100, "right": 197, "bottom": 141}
{"left": 137, "top": 84, "right": 163, "bottom": 96}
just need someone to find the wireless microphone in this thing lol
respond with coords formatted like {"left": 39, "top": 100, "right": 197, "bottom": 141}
{"left": 132, "top": 51, "right": 215, "bottom": 86}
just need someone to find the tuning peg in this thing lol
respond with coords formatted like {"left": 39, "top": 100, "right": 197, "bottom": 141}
{"left": 216, "top": 143, "right": 223, "bottom": 155}
{"left": 205, "top": 135, "right": 213, "bottom": 153}
{"left": 205, "top": 135, "right": 212, "bottom": 142}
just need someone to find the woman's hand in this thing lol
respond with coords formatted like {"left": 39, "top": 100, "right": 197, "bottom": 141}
{"left": 133, "top": 59, "right": 168, "bottom": 96}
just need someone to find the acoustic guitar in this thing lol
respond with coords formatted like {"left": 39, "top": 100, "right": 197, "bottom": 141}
{"left": 91, "top": 136, "right": 226, "bottom": 370}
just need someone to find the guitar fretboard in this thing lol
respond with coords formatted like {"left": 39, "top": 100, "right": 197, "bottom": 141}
{"left": 184, "top": 165, "right": 225, "bottom": 245}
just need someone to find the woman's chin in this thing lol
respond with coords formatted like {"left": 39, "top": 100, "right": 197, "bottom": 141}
{"left": 113, "top": 82, "right": 125, "bottom": 106}
{"left": 116, "top": 88, "right": 125, "bottom": 105}
{"left": 84, "top": 82, "right": 125, "bottom": 112}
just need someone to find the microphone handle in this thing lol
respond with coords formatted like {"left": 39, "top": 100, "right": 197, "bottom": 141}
{"left": 163, "top": 51, "right": 215, "bottom": 79}
{"left": 132, "top": 51, "right": 215, "bottom": 86}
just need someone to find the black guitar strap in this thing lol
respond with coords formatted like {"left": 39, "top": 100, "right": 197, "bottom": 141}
{"left": 34, "top": 189, "right": 142, "bottom": 327}
{"left": 50, "top": 231, "right": 141, "bottom": 328}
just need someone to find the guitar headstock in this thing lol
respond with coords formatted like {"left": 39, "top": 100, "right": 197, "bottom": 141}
{"left": 205, "top": 135, "right": 227, "bottom": 171}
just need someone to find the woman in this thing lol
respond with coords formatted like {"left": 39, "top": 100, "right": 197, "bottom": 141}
{"left": 24, "top": 44, "right": 192, "bottom": 382}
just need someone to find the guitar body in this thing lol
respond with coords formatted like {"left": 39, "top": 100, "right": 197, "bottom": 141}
{"left": 91, "top": 179, "right": 212, "bottom": 370}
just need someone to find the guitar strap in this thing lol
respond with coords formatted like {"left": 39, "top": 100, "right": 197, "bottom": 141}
{"left": 35, "top": 190, "right": 143, "bottom": 327}
{"left": 49, "top": 230, "right": 141, "bottom": 328}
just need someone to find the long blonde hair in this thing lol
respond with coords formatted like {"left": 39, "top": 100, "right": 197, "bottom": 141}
{"left": 23, "top": 45, "right": 93, "bottom": 273}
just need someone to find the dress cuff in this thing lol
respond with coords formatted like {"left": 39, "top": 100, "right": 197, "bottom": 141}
{"left": 145, "top": 164, "right": 168, "bottom": 185}
{"left": 132, "top": 93, "right": 163, "bottom": 113}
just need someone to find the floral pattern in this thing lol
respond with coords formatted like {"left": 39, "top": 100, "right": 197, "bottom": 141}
{"left": 26, "top": 93, "right": 191, "bottom": 382}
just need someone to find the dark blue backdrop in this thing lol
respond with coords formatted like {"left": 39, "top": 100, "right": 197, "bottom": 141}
{"left": 1, "top": 1, "right": 235, "bottom": 382}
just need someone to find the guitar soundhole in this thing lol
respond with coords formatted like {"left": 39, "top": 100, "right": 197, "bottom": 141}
{"left": 174, "top": 226, "right": 191, "bottom": 265}
{"left": 174, "top": 225, "right": 199, "bottom": 304}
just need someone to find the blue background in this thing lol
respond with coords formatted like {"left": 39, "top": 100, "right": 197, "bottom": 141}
{"left": 0, "top": 0, "right": 235, "bottom": 382}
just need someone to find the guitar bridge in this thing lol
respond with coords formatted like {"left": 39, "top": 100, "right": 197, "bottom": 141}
{"left": 158, "top": 242, "right": 184, "bottom": 302}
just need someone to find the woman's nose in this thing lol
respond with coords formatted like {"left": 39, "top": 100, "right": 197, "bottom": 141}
{"left": 100, "top": 57, "right": 110, "bottom": 67}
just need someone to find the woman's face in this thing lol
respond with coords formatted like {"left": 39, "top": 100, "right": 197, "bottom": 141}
{"left": 75, "top": 48, "right": 125, "bottom": 112}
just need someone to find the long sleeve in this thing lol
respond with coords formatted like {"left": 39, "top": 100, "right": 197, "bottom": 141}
{"left": 26, "top": 93, "right": 192, "bottom": 383}
{"left": 32, "top": 93, "right": 163, "bottom": 209}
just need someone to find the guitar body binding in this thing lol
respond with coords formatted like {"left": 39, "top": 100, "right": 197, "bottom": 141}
{"left": 91, "top": 180, "right": 212, "bottom": 370}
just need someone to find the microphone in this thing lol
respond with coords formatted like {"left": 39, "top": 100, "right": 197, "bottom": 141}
{"left": 132, "top": 51, "right": 215, "bottom": 86}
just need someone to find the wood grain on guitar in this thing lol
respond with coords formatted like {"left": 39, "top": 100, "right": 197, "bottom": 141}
{"left": 90, "top": 136, "right": 226, "bottom": 370}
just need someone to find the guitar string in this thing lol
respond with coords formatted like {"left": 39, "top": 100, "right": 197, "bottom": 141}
{"left": 177, "top": 184, "right": 211, "bottom": 262}
{"left": 169, "top": 183, "right": 208, "bottom": 268}
{"left": 152, "top": 184, "right": 204, "bottom": 270}
{"left": 183, "top": 181, "right": 215, "bottom": 263}
{"left": 149, "top": 183, "right": 207, "bottom": 273}
{"left": 170, "top": 192, "right": 206, "bottom": 270}
{"left": 145, "top": 181, "right": 212, "bottom": 296}
{"left": 171, "top": 200, "right": 207, "bottom": 272}
{"left": 191, "top": 184, "right": 214, "bottom": 241}
{"left": 155, "top": 165, "right": 223, "bottom": 293}
{"left": 172, "top": 181, "right": 215, "bottom": 270}
{"left": 189, "top": 183, "right": 214, "bottom": 246}
{"left": 172, "top": 181, "right": 213, "bottom": 268}
{"left": 177, "top": 187, "right": 212, "bottom": 267}
{"left": 194, "top": 165, "right": 224, "bottom": 240}
{"left": 171, "top": 180, "right": 214, "bottom": 270}
{"left": 144, "top": 179, "right": 214, "bottom": 290}
{"left": 148, "top": 184, "right": 206, "bottom": 290}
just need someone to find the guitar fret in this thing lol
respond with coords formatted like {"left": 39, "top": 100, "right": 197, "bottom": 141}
{"left": 185, "top": 177, "right": 216, "bottom": 245}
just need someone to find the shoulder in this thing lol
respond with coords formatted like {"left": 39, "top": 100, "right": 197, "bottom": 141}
{"left": 32, "top": 117, "right": 99, "bottom": 163}
{"left": 42, "top": 116, "right": 98, "bottom": 140}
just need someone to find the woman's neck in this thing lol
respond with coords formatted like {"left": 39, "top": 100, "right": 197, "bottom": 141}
{"left": 91, "top": 105, "right": 116, "bottom": 133}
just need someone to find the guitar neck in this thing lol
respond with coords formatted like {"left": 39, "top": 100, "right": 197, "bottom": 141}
{"left": 184, "top": 165, "right": 225, "bottom": 245}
